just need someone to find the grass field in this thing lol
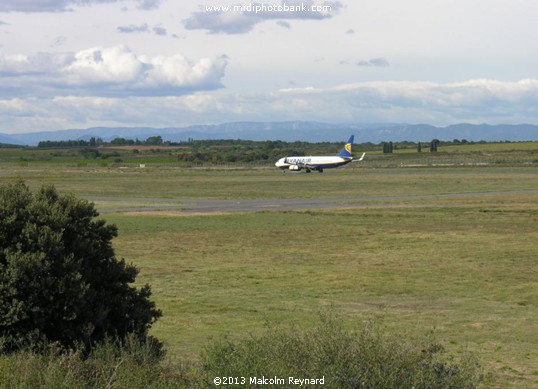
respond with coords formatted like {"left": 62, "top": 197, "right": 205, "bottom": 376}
{"left": 1, "top": 159, "right": 538, "bottom": 387}
{"left": 3, "top": 140, "right": 538, "bottom": 169}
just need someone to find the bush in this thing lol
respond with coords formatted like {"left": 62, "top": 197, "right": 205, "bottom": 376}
{"left": 0, "top": 336, "right": 183, "bottom": 388}
{"left": 199, "top": 312, "right": 482, "bottom": 388}
{"left": 0, "top": 312, "right": 482, "bottom": 388}
{"left": 0, "top": 181, "right": 161, "bottom": 353}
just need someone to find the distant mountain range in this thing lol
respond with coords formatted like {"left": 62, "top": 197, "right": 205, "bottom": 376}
{"left": 2, "top": 122, "right": 538, "bottom": 146}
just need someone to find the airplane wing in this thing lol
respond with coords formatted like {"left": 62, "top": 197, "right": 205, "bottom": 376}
{"left": 353, "top": 152, "right": 366, "bottom": 162}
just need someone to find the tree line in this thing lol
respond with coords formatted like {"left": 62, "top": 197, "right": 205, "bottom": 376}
{"left": 37, "top": 136, "right": 167, "bottom": 148}
{"left": 32, "top": 136, "right": 502, "bottom": 165}
{"left": 38, "top": 136, "right": 487, "bottom": 150}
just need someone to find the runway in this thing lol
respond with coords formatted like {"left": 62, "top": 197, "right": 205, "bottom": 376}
{"left": 86, "top": 189, "right": 538, "bottom": 215}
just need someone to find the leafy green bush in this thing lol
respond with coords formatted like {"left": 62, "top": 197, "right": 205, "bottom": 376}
{"left": 0, "top": 181, "right": 161, "bottom": 353}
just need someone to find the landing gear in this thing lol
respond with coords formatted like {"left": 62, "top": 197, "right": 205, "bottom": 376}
{"left": 318, "top": 168, "right": 324, "bottom": 173}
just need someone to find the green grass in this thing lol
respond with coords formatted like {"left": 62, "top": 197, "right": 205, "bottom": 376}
{"left": 443, "top": 141, "right": 538, "bottom": 153}
{"left": 2, "top": 165, "right": 538, "bottom": 200}
{"left": 2, "top": 140, "right": 538, "bottom": 168}
{"left": 2, "top": 163, "right": 538, "bottom": 387}
{"left": 100, "top": 192, "right": 538, "bottom": 387}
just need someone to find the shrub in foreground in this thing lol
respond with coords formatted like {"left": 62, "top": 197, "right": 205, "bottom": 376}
{"left": 199, "top": 313, "right": 482, "bottom": 388}
{"left": 0, "top": 336, "right": 184, "bottom": 388}
{"left": 0, "top": 313, "right": 482, "bottom": 388}
{"left": 0, "top": 181, "right": 161, "bottom": 352}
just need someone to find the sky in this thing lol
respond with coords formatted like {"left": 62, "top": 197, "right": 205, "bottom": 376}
{"left": 1, "top": 0, "right": 538, "bottom": 134}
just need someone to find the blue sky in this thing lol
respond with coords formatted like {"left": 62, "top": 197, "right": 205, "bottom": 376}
{"left": 1, "top": 0, "right": 537, "bottom": 134}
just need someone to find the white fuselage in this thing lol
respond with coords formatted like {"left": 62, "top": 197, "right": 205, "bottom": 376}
{"left": 275, "top": 156, "right": 351, "bottom": 171}
{"left": 274, "top": 135, "right": 361, "bottom": 173}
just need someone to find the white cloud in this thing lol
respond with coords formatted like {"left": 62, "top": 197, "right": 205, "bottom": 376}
{"left": 1, "top": 0, "right": 537, "bottom": 136}
{"left": 135, "top": 0, "right": 162, "bottom": 10}
{"left": 152, "top": 26, "right": 167, "bottom": 36}
{"left": 117, "top": 24, "right": 150, "bottom": 33}
{"left": 356, "top": 58, "right": 390, "bottom": 67}
{"left": 0, "top": 46, "right": 228, "bottom": 97}
{"left": 0, "top": 0, "right": 162, "bottom": 13}
{"left": 0, "top": 52, "right": 72, "bottom": 75}
{"left": 117, "top": 23, "right": 168, "bottom": 36}
{"left": 143, "top": 54, "right": 228, "bottom": 89}
{"left": 65, "top": 46, "right": 144, "bottom": 84}
{"left": 1, "top": 0, "right": 74, "bottom": 13}
{"left": 183, "top": 9, "right": 259, "bottom": 34}
{"left": 183, "top": 0, "right": 343, "bottom": 34}
{"left": 2, "top": 79, "right": 538, "bottom": 134}
{"left": 322, "top": 79, "right": 538, "bottom": 123}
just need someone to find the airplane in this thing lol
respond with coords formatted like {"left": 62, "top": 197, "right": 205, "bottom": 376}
{"left": 275, "top": 135, "right": 365, "bottom": 173}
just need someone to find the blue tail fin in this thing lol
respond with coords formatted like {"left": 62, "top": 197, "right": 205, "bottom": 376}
{"left": 338, "top": 135, "right": 354, "bottom": 158}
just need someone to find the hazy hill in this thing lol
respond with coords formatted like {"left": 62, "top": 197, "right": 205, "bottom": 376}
{"left": 0, "top": 133, "right": 22, "bottom": 145}
{"left": 2, "top": 122, "right": 538, "bottom": 146}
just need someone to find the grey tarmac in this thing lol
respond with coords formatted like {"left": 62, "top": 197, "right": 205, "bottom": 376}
{"left": 85, "top": 189, "right": 538, "bottom": 215}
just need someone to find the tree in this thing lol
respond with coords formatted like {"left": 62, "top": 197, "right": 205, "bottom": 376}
{"left": 0, "top": 181, "right": 161, "bottom": 352}
{"left": 145, "top": 136, "right": 163, "bottom": 146}
{"left": 383, "top": 141, "right": 393, "bottom": 154}
{"left": 110, "top": 137, "right": 128, "bottom": 145}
